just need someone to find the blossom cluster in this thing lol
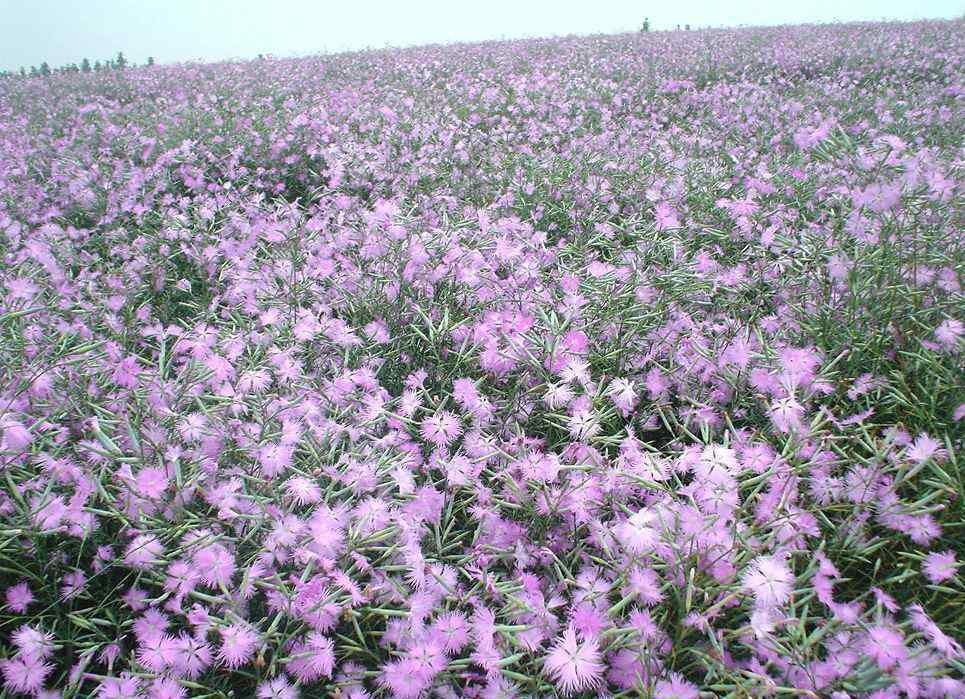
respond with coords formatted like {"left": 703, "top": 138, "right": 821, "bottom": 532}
{"left": 0, "top": 19, "right": 962, "bottom": 698}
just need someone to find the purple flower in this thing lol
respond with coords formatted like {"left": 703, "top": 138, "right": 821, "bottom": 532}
{"left": 2, "top": 653, "right": 52, "bottom": 695}
{"left": 742, "top": 555, "right": 794, "bottom": 609}
{"left": 542, "top": 627, "right": 605, "bottom": 696}
{"left": 219, "top": 624, "right": 260, "bottom": 669}
{"left": 5, "top": 583, "right": 34, "bottom": 613}
{"left": 864, "top": 625, "right": 907, "bottom": 669}
{"left": 654, "top": 672, "right": 700, "bottom": 699}
{"left": 923, "top": 550, "right": 958, "bottom": 584}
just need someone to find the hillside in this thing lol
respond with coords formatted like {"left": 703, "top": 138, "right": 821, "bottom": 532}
{"left": 0, "top": 20, "right": 962, "bottom": 698}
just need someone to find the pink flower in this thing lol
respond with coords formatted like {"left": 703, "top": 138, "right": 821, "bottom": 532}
{"left": 193, "top": 544, "right": 235, "bottom": 588}
{"left": 5, "top": 582, "right": 34, "bottom": 613}
{"left": 258, "top": 443, "right": 294, "bottom": 479}
{"left": 0, "top": 417, "right": 32, "bottom": 453}
{"left": 149, "top": 677, "right": 188, "bottom": 699}
{"left": 363, "top": 319, "right": 390, "bottom": 343}
{"left": 903, "top": 513, "right": 941, "bottom": 545}
{"left": 452, "top": 378, "right": 481, "bottom": 409}
{"left": 164, "top": 560, "right": 199, "bottom": 597}
{"left": 908, "top": 604, "right": 964, "bottom": 659}
{"left": 134, "top": 467, "right": 169, "bottom": 499}
{"left": 307, "top": 507, "right": 346, "bottom": 558}
{"left": 133, "top": 606, "right": 168, "bottom": 640}
{"left": 934, "top": 318, "right": 963, "bottom": 351}
{"left": 287, "top": 632, "right": 335, "bottom": 682}
{"left": 173, "top": 633, "right": 212, "bottom": 679}
{"left": 219, "top": 624, "right": 260, "bottom": 669}
{"left": 379, "top": 658, "right": 431, "bottom": 699}
{"left": 111, "top": 355, "right": 141, "bottom": 388}
{"left": 561, "top": 329, "right": 590, "bottom": 355}
{"left": 137, "top": 633, "right": 179, "bottom": 672}
{"left": 178, "top": 413, "right": 207, "bottom": 442}
{"left": 431, "top": 611, "right": 470, "bottom": 655}
{"left": 742, "top": 554, "right": 794, "bottom": 608}
{"left": 768, "top": 397, "right": 805, "bottom": 434}
{"left": 283, "top": 476, "right": 322, "bottom": 505}
{"left": 566, "top": 408, "right": 601, "bottom": 441}
{"left": 96, "top": 674, "right": 141, "bottom": 698}
{"left": 608, "top": 648, "right": 650, "bottom": 689}
{"left": 654, "top": 201, "right": 680, "bottom": 230}
{"left": 407, "top": 640, "right": 447, "bottom": 680}
{"left": 864, "top": 625, "right": 907, "bottom": 669}
{"left": 626, "top": 567, "right": 664, "bottom": 606}
{"left": 2, "top": 653, "right": 52, "bottom": 695}
{"left": 98, "top": 642, "right": 122, "bottom": 668}
{"left": 442, "top": 454, "right": 474, "bottom": 487}
{"left": 607, "top": 378, "right": 637, "bottom": 416}
{"left": 872, "top": 587, "right": 898, "bottom": 613}
{"left": 542, "top": 627, "right": 605, "bottom": 696}
{"left": 906, "top": 433, "right": 947, "bottom": 464}
{"left": 923, "top": 550, "right": 958, "bottom": 583}
{"left": 420, "top": 411, "right": 462, "bottom": 447}
{"left": 616, "top": 510, "right": 660, "bottom": 554}
{"left": 125, "top": 534, "right": 165, "bottom": 569}
{"left": 653, "top": 672, "right": 700, "bottom": 699}
{"left": 543, "top": 382, "right": 575, "bottom": 409}
{"left": 778, "top": 346, "right": 820, "bottom": 387}
{"left": 750, "top": 607, "right": 779, "bottom": 640}
{"left": 5, "top": 277, "right": 40, "bottom": 301}
{"left": 12, "top": 625, "right": 54, "bottom": 659}
{"left": 569, "top": 602, "right": 609, "bottom": 638}
{"left": 645, "top": 366, "right": 671, "bottom": 400}
{"left": 257, "top": 676, "right": 299, "bottom": 699}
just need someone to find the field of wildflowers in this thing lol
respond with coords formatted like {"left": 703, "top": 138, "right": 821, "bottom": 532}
{"left": 0, "top": 18, "right": 963, "bottom": 698}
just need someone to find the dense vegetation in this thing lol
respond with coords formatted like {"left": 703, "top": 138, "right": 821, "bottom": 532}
{"left": 0, "top": 19, "right": 962, "bottom": 698}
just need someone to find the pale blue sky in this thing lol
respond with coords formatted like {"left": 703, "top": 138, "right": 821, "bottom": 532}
{"left": 1, "top": 0, "right": 962, "bottom": 71}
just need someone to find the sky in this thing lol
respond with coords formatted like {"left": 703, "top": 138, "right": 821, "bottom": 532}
{"left": 0, "top": 0, "right": 961, "bottom": 72}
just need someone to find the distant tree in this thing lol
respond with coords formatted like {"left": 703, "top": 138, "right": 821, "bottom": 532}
{"left": 29, "top": 66, "right": 38, "bottom": 77}
{"left": 115, "top": 51, "right": 127, "bottom": 69}
{"left": 147, "top": 56, "right": 155, "bottom": 66}
{"left": 685, "top": 23, "right": 691, "bottom": 30}
{"left": 19, "top": 67, "right": 26, "bottom": 78}
{"left": 40, "top": 61, "right": 50, "bottom": 76}
{"left": 94, "top": 60, "right": 102, "bottom": 71}
{"left": 81, "top": 58, "right": 91, "bottom": 72}
{"left": 641, "top": 17, "right": 650, "bottom": 32}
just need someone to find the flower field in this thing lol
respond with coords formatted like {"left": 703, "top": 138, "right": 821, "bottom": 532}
{"left": 0, "top": 19, "right": 963, "bottom": 698}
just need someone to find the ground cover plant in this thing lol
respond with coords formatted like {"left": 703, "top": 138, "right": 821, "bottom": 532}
{"left": 0, "top": 18, "right": 963, "bottom": 698}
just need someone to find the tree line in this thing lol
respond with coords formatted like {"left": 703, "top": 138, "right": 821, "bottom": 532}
{"left": 0, "top": 51, "right": 155, "bottom": 79}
